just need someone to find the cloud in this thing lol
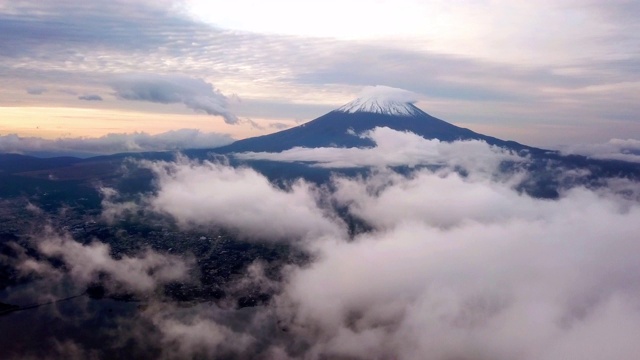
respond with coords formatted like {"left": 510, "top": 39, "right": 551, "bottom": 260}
{"left": 26, "top": 86, "right": 47, "bottom": 95}
{"left": 236, "top": 126, "right": 523, "bottom": 172}
{"left": 355, "top": 85, "right": 419, "bottom": 103}
{"left": 2, "top": 1, "right": 639, "bottom": 146}
{"left": 0, "top": 0, "right": 199, "bottom": 57}
{"left": 100, "top": 187, "right": 140, "bottom": 223}
{"left": 111, "top": 131, "right": 639, "bottom": 358}
{"left": 111, "top": 74, "right": 239, "bottom": 124}
{"left": 280, "top": 185, "right": 640, "bottom": 359}
{"left": 114, "top": 154, "right": 640, "bottom": 359}
{"left": 269, "top": 122, "right": 292, "bottom": 130}
{"left": 78, "top": 94, "right": 103, "bottom": 101}
{"left": 143, "top": 303, "right": 256, "bottom": 359}
{"left": 0, "top": 129, "right": 234, "bottom": 156}
{"left": 331, "top": 169, "right": 538, "bottom": 230}
{"left": 34, "top": 230, "right": 191, "bottom": 294}
{"left": 5, "top": 126, "right": 640, "bottom": 358}
{"left": 140, "top": 158, "right": 345, "bottom": 242}
{"left": 559, "top": 138, "right": 640, "bottom": 163}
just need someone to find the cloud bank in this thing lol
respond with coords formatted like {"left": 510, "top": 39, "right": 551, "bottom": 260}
{"left": 236, "top": 126, "right": 522, "bottom": 172}
{"left": 121, "top": 129, "right": 640, "bottom": 359}
{"left": 0, "top": 129, "right": 234, "bottom": 156}
{"left": 4, "top": 127, "right": 640, "bottom": 359}
{"left": 281, "top": 187, "right": 640, "bottom": 359}
{"left": 560, "top": 138, "right": 640, "bottom": 163}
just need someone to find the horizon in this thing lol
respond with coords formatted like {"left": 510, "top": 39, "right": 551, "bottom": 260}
{"left": 1, "top": 0, "right": 639, "bottom": 155}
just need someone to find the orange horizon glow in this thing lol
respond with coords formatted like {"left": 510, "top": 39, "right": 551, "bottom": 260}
{"left": 0, "top": 106, "right": 294, "bottom": 140}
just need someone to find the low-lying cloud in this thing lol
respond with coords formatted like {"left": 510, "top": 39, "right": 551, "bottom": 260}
{"left": 111, "top": 152, "right": 640, "bottom": 359}
{"left": 0, "top": 129, "right": 234, "bottom": 156}
{"left": 236, "top": 126, "right": 522, "bottom": 173}
{"left": 126, "top": 128, "right": 640, "bottom": 358}
{"left": 560, "top": 138, "right": 640, "bottom": 163}
{"left": 5, "top": 127, "right": 640, "bottom": 359}
{"left": 35, "top": 231, "right": 190, "bottom": 294}
{"left": 4, "top": 229, "right": 192, "bottom": 307}
{"left": 111, "top": 74, "right": 239, "bottom": 124}
{"left": 282, "top": 188, "right": 640, "bottom": 359}
{"left": 143, "top": 158, "right": 345, "bottom": 242}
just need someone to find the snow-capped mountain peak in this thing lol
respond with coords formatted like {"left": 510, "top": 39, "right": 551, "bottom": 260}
{"left": 335, "top": 97, "right": 421, "bottom": 116}
{"left": 334, "top": 85, "right": 421, "bottom": 116}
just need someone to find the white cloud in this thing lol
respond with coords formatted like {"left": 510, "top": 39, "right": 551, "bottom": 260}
{"left": 8, "top": 126, "right": 640, "bottom": 358}
{"left": 560, "top": 138, "right": 640, "bottom": 163}
{"left": 142, "top": 158, "right": 346, "bottom": 242}
{"left": 355, "top": 85, "right": 420, "bottom": 103}
{"left": 110, "top": 139, "right": 640, "bottom": 358}
{"left": 236, "top": 126, "right": 523, "bottom": 173}
{"left": 331, "top": 169, "right": 537, "bottom": 229}
{"left": 278, "top": 179, "right": 640, "bottom": 359}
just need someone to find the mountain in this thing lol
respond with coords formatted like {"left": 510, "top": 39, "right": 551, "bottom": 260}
{"left": 213, "top": 96, "right": 541, "bottom": 154}
{"left": 0, "top": 153, "right": 82, "bottom": 174}
{"left": 2, "top": 95, "right": 639, "bottom": 202}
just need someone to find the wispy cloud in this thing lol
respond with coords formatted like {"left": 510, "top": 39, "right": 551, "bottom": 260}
{"left": 35, "top": 230, "right": 190, "bottom": 293}
{"left": 111, "top": 74, "right": 239, "bottom": 124}
{"left": 78, "top": 94, "right": 103, "bottom": 101}
{"left": 26, "top": 86, "right": 47, "bottom": 95}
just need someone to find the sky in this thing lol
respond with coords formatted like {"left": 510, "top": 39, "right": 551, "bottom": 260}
{"left": 1, "top": 0, "right": 639, "bottom": 151}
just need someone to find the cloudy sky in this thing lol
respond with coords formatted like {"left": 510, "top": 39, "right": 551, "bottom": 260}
{"left": 1, "top": 0, "right": 639, "bottom": 149}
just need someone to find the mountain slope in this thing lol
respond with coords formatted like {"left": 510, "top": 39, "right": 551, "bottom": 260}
{"left": 213, "top": 98, "right": 539, "bottom": 154}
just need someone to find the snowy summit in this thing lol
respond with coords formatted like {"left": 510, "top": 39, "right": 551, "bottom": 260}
{"left": 335, "top": 85, "right": 421, "bottom": 117}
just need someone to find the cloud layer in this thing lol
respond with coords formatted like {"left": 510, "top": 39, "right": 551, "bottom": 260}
{"left": 560, "top": 138, "right": 640, "bottom": 163}
{"left": 42, "top": 127, "right": 627, "bottom": 358}
{"left": 0, "top": 129, "right": 234, "bottom": 156}
{"left": 282, "top": 187, "right": 640, "bottom": 359}
{"left": 236, "top": 126, "right": 522, "bottom": 172}
{"left": 131, "top": 129, "right": 640, "bottom": 358}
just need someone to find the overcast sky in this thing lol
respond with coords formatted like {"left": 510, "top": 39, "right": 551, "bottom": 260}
{"left": 1, "top": 0, "right": 639, "bottom": 148}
